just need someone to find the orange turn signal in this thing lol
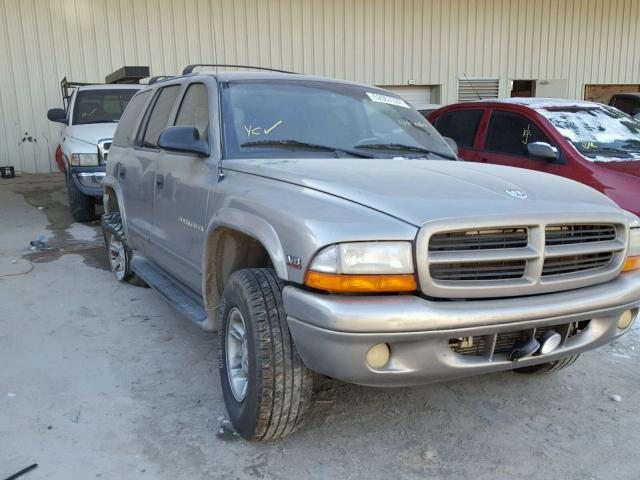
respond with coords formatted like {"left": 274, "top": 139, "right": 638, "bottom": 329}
{"left": 305, "top": 271, "right": 417, "bottom": 293}
{"left": 623, "top": 256, "right": 640, "bottom": 272}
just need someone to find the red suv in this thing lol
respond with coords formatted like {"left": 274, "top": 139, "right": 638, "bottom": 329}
{"left": 428, "top": 99, "right": 640, "bottom": 217}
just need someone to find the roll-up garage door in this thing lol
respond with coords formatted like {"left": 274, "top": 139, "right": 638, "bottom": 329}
{"left": 377, "top": 85, "right": 439, "bottom": 110}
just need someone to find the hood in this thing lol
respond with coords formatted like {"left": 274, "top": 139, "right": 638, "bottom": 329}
{"left": 224, "top": 158, "right": 622, "bottom": 226}
{"left": 65, "top": 123, "right": 118, "bottom": 147}
{"left": 594, "top": 159, "right": 640, "bottom": 177}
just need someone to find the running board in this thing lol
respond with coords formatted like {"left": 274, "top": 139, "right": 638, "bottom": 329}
{"left": 131, "top": 257, "right": 208, "bottom": 329}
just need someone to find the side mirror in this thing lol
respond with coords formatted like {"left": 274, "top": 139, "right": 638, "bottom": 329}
{"left": 158, "top": 126, "right": 210, "bottom": 157}
{"left": 443, "top": 137, "right": 459, "bottom": 156}
{"left": 47, "top": 108, "right": 67, "bottom": 124}
{"left": 527, "top": 141, "right": 558, "bottom": 161}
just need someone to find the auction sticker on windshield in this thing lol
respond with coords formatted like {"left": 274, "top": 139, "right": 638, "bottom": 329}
{"left": 366, "top": 92, "right": 410, "bottom": 109}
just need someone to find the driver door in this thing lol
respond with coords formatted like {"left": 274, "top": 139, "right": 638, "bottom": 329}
{"left": 478, "top": 110, "right": 562, "bottom": 175}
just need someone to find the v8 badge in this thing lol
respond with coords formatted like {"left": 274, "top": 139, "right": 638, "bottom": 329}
{"left": 286, "top": 255, "right": 302, "bottom": 270}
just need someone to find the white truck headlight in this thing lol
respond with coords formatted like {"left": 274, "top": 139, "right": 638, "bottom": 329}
{"left": 306, "top": 242, "right": 416, "bottom": 292}
{"left": 69, "top": 153, "right": 99, "bottom": 166}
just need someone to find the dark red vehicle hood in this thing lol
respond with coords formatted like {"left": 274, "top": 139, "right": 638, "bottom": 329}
{"left": 594, "top": 160, "right": 640, "bottom": 177}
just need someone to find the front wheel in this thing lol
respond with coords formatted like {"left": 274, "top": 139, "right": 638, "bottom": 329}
{"left": 514, "top": 354, "right": 580, "bottom": 374}
{"left": 218, "top": 268, "right": 313, "bottom": 441}
{"left": 67, "top": 174, "right": 96, "bottom": 222}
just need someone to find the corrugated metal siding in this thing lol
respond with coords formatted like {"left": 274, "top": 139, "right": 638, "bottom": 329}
{"left": 1, "top": 0, "right": 639, "bottom": 173}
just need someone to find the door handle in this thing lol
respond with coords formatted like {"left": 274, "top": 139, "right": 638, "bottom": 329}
{"left": 118, "top": 165, "right": 126, "bottom": 178}
{"left": 156, "top": 173, "right": 164, "bottom": 189}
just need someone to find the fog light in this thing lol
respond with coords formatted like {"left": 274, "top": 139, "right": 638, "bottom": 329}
{"left": 539, "top": 330, "right": 562, "bottom": 355}
{"left": 366, "top": 343, "right": 390, "bottom": 369}
{"left": 617, "top": 310, "right": 635, "bottom": 330}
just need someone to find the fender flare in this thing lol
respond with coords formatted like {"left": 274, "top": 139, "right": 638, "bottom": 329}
{"left": 201, "top": 207, "right": 288, "bottom": 330}
{"left": 102, "top": 176, "right": 132, "bottom": 242}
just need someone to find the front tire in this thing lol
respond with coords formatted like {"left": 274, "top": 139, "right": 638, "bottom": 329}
{"left": 514, "top": 354, "right": 580, "bottom": 374}
{"left": 218, "top": 268, "right": 313, "bottom": 441}
{"left": 67, "top": 174, "right": 96, "bottom": 222}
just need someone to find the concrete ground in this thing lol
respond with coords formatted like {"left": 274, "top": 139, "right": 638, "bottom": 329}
{"left": 1, "top": 174, "right": 639, "bottom": 480}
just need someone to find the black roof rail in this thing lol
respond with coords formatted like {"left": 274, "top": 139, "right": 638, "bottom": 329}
{"left": 149, "top": 75, "right": 176, "bottom": 85}
{"left": 182, "top": 64, "right": 297, "bottom": 75}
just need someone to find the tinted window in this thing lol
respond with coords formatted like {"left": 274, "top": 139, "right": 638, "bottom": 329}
{"left": 485, "top": 111, "right": 551, "bottom": 156}
{"left": 141, "top": 85, "right": 181, "bottom": 148}
{"left": 175, "top": 83, "right": 209, "bottom": 141}
{"left": 221, "top": 80, "right": 454, "bottom": 160}
{"left": 112, "top": 91, "right": 151, "bottom": 147}
{"left": 612, "top": 97, "right": 638, "bottom": 115}
{"left": 72, "top": 89, "right": 137, "bottom": 125}
{"left": 435, "top": 110, "right": 483, "bottom": 148}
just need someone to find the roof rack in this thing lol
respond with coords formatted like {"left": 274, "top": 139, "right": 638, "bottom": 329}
{"left": 182, "top": 64, "right": 297, "bottom": 75}
{"left": 149, "top": 75, "right": 176, "bottom": 85}
{"left": 105, "top": 66, "right": 150, "bottom": 84}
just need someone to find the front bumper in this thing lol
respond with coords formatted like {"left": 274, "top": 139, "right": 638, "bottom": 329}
{"left": 283, "top": 271, "right": 640, "bottom": 387}
{"left": 69, "top": 166, "right": 106, "bottom": 197}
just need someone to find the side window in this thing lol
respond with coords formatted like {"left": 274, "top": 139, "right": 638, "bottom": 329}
{"left": 174, "top": 83, "right": 209, "bottom": 141}
{"left": 612, "top": 97, "right": 634, "bottom": 115}
{"left": 112, "top": 91, "right": 151, "bottom": 147}
{"left": 141, "top": 85, "right": 181, "bottom": 148}
{"left": 435, "top": 110, "right": 483, "bottom": 148}
{"left": 485, "top": 111, "right": 552, "bottom": 157}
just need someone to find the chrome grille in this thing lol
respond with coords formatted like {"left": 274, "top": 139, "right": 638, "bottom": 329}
{"left": 545, "top": 224, "right": 616, "bottom": 245}
{"left": 417, "top": 217, "right": 627, "bottom": 298}
{"left": 430, "top": 260, "right": 526, "bottom": 281}
{"left": 542, "top": 252, "right": 613, "bottom": 276}
{"left": 98, "top": 140, "right": 112, "bottom": 165}
{"left": 429, "top": 227, "right": 528, "bottom": 251}
{"left": 449, "top": 320, "right": 590, "bottom": 358}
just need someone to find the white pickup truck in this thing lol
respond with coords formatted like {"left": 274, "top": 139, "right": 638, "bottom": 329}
{"left": 47, "top": 68, "right": 148, "bottom": 221}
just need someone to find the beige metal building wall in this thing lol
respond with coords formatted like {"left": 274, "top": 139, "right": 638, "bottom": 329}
{"left": 1, "top": 0, "right": 639, "bottom": 173}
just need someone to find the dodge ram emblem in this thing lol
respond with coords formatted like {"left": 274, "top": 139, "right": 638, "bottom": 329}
{"left": 505, "top": 189, "right": 528, "bottom": 200}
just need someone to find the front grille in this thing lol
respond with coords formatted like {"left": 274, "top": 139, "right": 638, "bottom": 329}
{"left": 450, "top": 320, "right": 590, "bottom": 357}
{"left": 419, "top": 219, "right": 626, "bottom": 298}
{"left": 430, "top": 260, "right": 526, "bottom": 281}
{"left": 542, "top": 252, "right": 613, "bottom": 276}
{"left": 429, "top": 227, "right": 528, "bottom": 252}
{"left": 545, "top": 224, "right": 616, "bottom": 245}
{"left": 98, "top": 140, "right": 112, "bottom": 165}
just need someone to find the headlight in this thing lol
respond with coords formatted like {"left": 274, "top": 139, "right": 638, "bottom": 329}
{"left": 69, "top": 153, "right": 99, "bottom": 166}
{"left": 305, "top": 242, "right": 417, "bottom": 292}
{"left": 624, "top": 227, "right": 640, "bottom": 272}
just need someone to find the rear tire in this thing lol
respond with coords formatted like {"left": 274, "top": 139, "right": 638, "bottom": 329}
{"left": 514, "top": 354, "right": 580, "bottom": 374}
{"left": 101, "top": 212, "right": 146, "bottom": 286}
{"left": 67, "top": 174, "right": 96, "bottom": 222}
{"left": 218, "top": 268, "right": 313, "bottom": 441}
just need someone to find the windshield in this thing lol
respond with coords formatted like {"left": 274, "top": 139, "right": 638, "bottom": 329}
{"left": 220, "top": 80, "right": 454, "bottom": 160}
{"left": 539, "top": 105, "right": 640, "bottom": 162}
{"left": 72, "top": 89, "right": 138, "bottom": 125}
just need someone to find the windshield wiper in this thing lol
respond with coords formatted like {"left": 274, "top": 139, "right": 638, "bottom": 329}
{"left": 354, "top": 142, "right": 456, "bottom": 160}
{"left": 241, "top": 139, "right": 373, "bottom": 158}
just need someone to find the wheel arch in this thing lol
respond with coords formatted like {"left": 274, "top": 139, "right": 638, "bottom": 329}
{"left": 102, "top": 177, "right": 132, "bottom": 241}
{"left": 202, "top": 208, "right": 288, "bottom": 330}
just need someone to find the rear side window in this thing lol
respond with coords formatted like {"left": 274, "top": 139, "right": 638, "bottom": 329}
{"left": 112, "top": 91, "right": 151, "bottom": 147}
{"left": 485, "top": 111, "right": 551, "bottom": 156}
{"left": 141, "top": 85, "right": 181, "bottom": 148}
{"left": 174, "top": 83, "right": 209, "bottom": 141}
{"left": 435, "top": 110, "right": 483, "bottom": 148}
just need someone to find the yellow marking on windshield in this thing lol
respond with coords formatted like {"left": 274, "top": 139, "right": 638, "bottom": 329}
{"left": 581, "top": 141, "right": 597, "bottom": 150}
{"left": 244, "top": 120, "right": 283, "bottom": 137}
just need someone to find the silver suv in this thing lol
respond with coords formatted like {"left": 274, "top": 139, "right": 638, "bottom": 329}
{"left": 102, "top": 65, "right": 640, "bottom": 441}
